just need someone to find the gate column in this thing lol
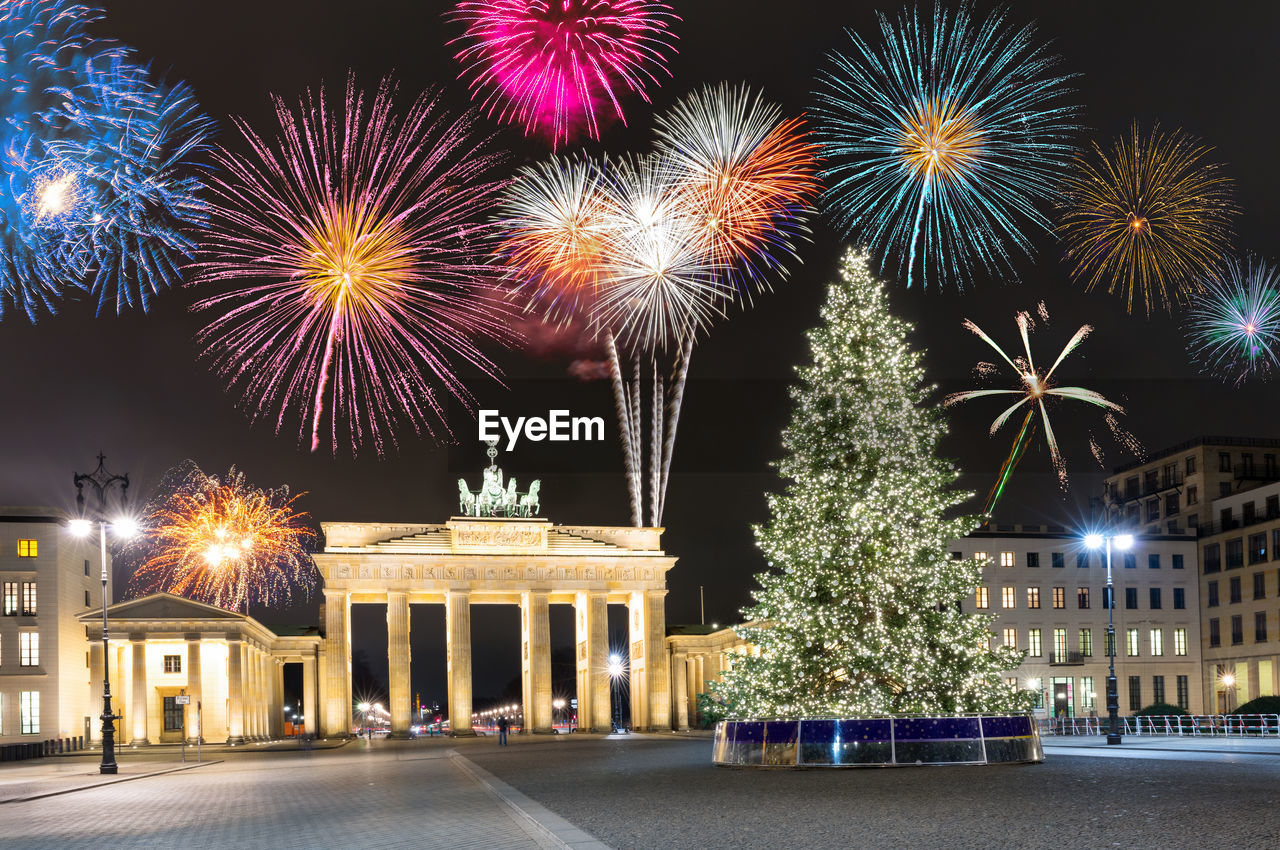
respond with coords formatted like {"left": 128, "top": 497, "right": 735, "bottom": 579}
{"left": 447, "top": 590, "right": 475, "bottom": 735}
{"left": 521, "top": 591, "right": 553, "bottom": 733}
{"left": 387, "top": 591, "right": 412, "bottom": 737}
{"left": 322, "top": 590, "right": 351, "bottom": 738}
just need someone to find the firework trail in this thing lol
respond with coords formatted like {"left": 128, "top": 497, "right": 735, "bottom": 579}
{"left": 448, "top": 0, "right": 678, "bottom": 148}
{"left": 1059, "top": 121, "right": 1238, "bottom": 314}
{"left": 127, "top": 462, "right": 315, "bottom": 613}
{"left": 0, "top": 1, "right": 211, "bottom": 320}
{"left": 813, "top": 2, "right": 1080, "bottom": 288}
{"left": 944, "top": 304, "right": 1138, "bottom": 513}
{"left": 1185, "top": 257, "right": 1280, "bottom": 384}
{"left": 194, "top": 76, "right": 515, "bottom": 456}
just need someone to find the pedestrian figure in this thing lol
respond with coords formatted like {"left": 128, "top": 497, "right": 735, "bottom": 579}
{"left": 497, "top": 715, "right": 510, "bottom": 746}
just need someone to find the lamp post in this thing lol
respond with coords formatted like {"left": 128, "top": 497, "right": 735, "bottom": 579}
{"left": 71, "top": 454, "right": 133, "bottom": 776}
{"left": 1085, "top": 531, "right": 1134, "bottom": 745}
{"left": 607, "top": 654, "right": 625, "bottom": 731}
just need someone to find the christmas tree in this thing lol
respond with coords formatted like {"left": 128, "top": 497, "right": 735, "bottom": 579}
{"left": 713, "top": 250, "right": 1029, "bottom": 718}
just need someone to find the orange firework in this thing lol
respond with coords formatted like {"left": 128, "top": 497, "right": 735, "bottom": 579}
{"left": 128, "top": 463, "right": 316, "bottom": 612}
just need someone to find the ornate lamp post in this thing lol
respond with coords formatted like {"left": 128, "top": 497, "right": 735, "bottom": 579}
{"left": 1085, "top": 531, "right": 1134, "bottom": 745}
{"left": 71, "top": 454, "right": 135, "bottom": 775}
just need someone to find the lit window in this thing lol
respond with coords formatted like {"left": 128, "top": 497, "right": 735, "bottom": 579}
{"left": 1082, "top": 676, "right": 1095, "bottom": 708}
{"left": 19, "top": 632, "right": 38, "bottom": 667}
{"left": 973, "top": 552, "right": 989, "bottom": 565}
{"left": 20, "top": 582, "right": 35, "bottom": 616}
{"left": 1000, "top": 551, "right": 1015, "bottom": 568}
{"left": 2, "top": 582, "right": 16, "bottom": 616}
{"left": 19, "top": 691, "right": 39, "bottom": 735}
{"left": 1174, "top": 628, "right": 1187, "bottom": 656}
{"left": 1027, "top": 587, "right": 1041, "bottom": 609}
{"left": 1127, "top": 628, "right": 1140, "bottom": 657}
{"left": 16, "top": 539, "right": 37, "bottom": 557}
{"left": 164, "top": 655, "right": 182, "bottom": 674}
{"left": 1150, "top": 629, "right": 1163, "bottom": 657}
{"left": 1079, "top": 628, "right": 1092, "bottom": 657}
{"left": 1077, "top": 587, "right": 1090, "bottom": 609}
{"left": 1002, "top": 627, "right": 1017, "bottom": 649}
{"left": 1002, "top": 586, "right": 1016, "bottom": 609}
{"left": 1028, "top": 629, "right": 1042, "bottom": 657}
{"left": 1052, "top": 587, "right": 1065, "bottom": 609}
{"left": 1053, "top": 628, "right": 1067, "bottom": 663}
{"left": 1004, "top": 677, "right": 1018, "bottom": 689}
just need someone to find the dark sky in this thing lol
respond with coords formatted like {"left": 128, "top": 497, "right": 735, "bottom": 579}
{"left": 3, "top": 1, "right": 1279, "bottom": 705}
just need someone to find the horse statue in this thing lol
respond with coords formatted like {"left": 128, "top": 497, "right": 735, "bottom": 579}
{"left": 457, "top": 478, "right": 475, "bottom": 516}
{"left": 503, "top": 479, "right": 519, "bottom": 516}
{"left": 519, "top": 480, "right": 541, "bottom": 517}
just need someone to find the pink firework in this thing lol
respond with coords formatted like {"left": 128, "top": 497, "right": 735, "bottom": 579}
{"left": 193, "top": 75, "right": 515, "bottom": 456}
{"left": 448, "top": 0, "right": 679, "bottom": 148}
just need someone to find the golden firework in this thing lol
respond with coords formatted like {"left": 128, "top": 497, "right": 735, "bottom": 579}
{"left": 1058, "top": 122, "right": 1238, "bottom": 314}
{"left": 128, "top": 463, "right": 316, "bottom": 612}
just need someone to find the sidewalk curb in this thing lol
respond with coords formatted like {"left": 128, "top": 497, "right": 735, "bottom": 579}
{"left": 449, "top": 750, "right": 611, "bottom": 850}
{"left": 0, "top": 759, "right": 222, "bottom": 804}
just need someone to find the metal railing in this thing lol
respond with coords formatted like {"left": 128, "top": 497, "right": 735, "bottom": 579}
{"left": 1038, "top": 714, "right": 1280, "bottom": 737}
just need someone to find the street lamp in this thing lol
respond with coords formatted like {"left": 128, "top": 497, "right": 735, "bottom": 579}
{"left": 1220, "top": 671, "right": 1237, "bottom": 713}
{"left": 607, "top": 653, "right": 625, "bottom": 731}
{"left": 357, "top": 701, "right": 371, "bottom": 740}
{"left": 1085, "top": 530, "right": 1134, "bottom": 745}
{"left": 552, "top": 697, "right": 565, "bottom": 730}
{"left": 72, "top": 453, "right": 132, "bottom": 776}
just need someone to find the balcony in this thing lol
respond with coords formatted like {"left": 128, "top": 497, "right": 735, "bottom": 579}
{"left": 1107, "top": 471, "right": 1183, "bottom": 505}
{"left": 1049, "top": 651, "right": 1085, "bottom": 666}
{"left": 1235, "top": 463, "right": 1280, "bottom": 483}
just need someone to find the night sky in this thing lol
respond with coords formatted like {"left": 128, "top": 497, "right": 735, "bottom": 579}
{"left": 3, "top": 1, "right": 1278, "bottom": 708}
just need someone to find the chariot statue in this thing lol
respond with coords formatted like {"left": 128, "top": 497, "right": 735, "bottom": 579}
{"left": 457, "top": 441, "right": 541, "bottom": 518}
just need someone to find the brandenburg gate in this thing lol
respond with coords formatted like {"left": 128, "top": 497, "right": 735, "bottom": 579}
{"left": 312, "top": 470, "right": 677, "bottom": 737}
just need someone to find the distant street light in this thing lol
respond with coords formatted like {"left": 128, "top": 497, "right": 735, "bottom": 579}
{"left": 1085, "top": 530, "right": 1134, "bottom": 745}
{"left": 608, "top": 653, "right": 626, "bottom": 731}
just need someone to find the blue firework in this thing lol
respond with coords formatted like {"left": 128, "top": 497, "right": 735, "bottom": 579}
{"left": 813, "top": 2, "right": 1080, "bottom": 289}
{"left": 0, "top": 0, "right": 211, "bottom": 321}
{"left": 1185, "top": 257, "right": 1280, "bottom": 385}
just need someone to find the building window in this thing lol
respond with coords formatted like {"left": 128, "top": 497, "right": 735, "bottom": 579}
{"left": 1000, "top": 551, "right": 1015, "bottom": 568}
{"left": 1187, "top": 486, "right": 1198, "bottom": 505}
{"left": 1122, "top": 553, "right": 1136, "bottom": 570}
{"left": 1052, "top": 587, "right": 1065, "bottom": 609}
{"left": 163, "top": 654, "right": 182, "bottom": 674}
{"left": 20, "top": 582, "right": 35, "bottom": 616}
{"left": 1245, "top": 502, "right": 1257, "bottom": 525}
{"left": 1125, "top": 587, "right": 1138, "bottom": 609}
{"left": 1205, "top": 544, "right": 1222, "bottom": 574}
{"left": 1129, "top": 676, "right": 1142, "bottom": 712}
{"left": 974, "top": 552, "right": 989, "bottom": 565}
{"left": 1231, "top": 615, "right": 1243, "bottom": 645}
{"left": 1275, "top": 530, "right": 1280, "bottom": 560}
{"left": 2, "top": 582, "right": 16, "bottom": 616}
{"left": 16, "top": 539, "right": 37, "bottom": 557}
{"left": 1051, "top": 552, "right": 1065, "bottom": 568}
{"left": 1269, "top": 495, "right": 1280, "bottom": 519}
{"left": 1076, "top": 552, "right": 1089, "bottom": 569}
{"left": 1026, "top": 552, "right": 1040, "bottom": 568}
{"left": 1256, "top": 611, "right": 1268, "bottom": 643}
{"left": 1250, "top": 533, "right": 1268, "bottom": 564}
{"left": 84, "top": 559, "right": 90, "bottom": 577}
{"left": 1077, "top": 586, "right": 1090, "bottom": 609}
{"left": 1153, "top": 676, "right": 1166, "bottom": 706}
{"left": 1127, "top": 628, "right": 1140, "bottom": 657}
{"left": 1220, "top": 452, "right": 1232, "bottom": 472}
{"left": 1002, "top": 586, "right": 1016, "bottom": 609}
{"left": 1149, "top": 587, "right": 1162, "bottom": 609}
{"left": 1227, "top": 539, "right": 1244, "bottom": 569}
{"left": 1125, "top": 476, "right": 1139, "bottom": 498}
{"left": 1177, "top": 675, "right": 1190, "bottom": 710}
{"left": 1186, "top": 455, "right": 1197, "bottom": 475}
{"left": 1165, "top": 493, "right": 1179, "bottom": 516}
{"left": 84, "top": 590, "right": 90, "bottom": 607}
{"left": 1082, "top": 676, "right": 1095, "bottom": 708}
{"left": 1209, "top": 618, "right": 1221, "bottom": 647}
{"left": 1080, "top": 628, "right": 1093, "bottom": 657}
{"left": 1173, "top": 587, "right": 1186, "bottom": 609}
{"left": 1148, "top": 554, "right": 1160, "bottom": 569}
{"left": 1174, "top": 628, "right": 1187, "bottom": 656}
{"left": 1005, "top": 677, "right": 1018, "bottom": 690}
{"left": 975, "top": 587, "right": 989, "bottom": 609}
{"left": 1027, "top": 587, "right": 1041, "bottom": 609}
{"left": 1150, "top": 628, "right": 1164, "bottom": 656}
{"left": 163, "top": 696, "right": 185, "bottom": 732}
{"left": 1172, "top": 554, "right": 1184, "bottom": 570}
{"left": 950, "top": 551, "right": 962, "bottom": 560}
{"left": 1002, "top": 627, "right": 1017, "bottom": 649}
{"left": 1146, "top": 500, "right": 1159, "bottom": 522}
{"left": 1053, "top": 628, "right": 1067, "bottom": 663}
{"left": 1208, "top": 581, "right": 1219, "bottom": 607}
{"left": 19, "top": 632, "right": 38, "bottom": 666}
{"left": 1255, "top": 572, "right": 1267, "bottom": 600}
{"left": 1230, "top": 576, "right": 1242, "bottom": 604}
{"left": 19, "top": 691, "right": 39, "bottom": 734}
{"left": 1028, "top": 629, "right": 1042, "bottom": 657}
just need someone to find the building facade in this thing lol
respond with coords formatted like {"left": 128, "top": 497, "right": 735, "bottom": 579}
{"left": 0, "top": 508, "right": 106, "bottom": 745}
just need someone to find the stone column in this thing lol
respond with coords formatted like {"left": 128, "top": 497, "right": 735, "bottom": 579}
{"left": 645, "top": 591, "right": 671, "bottom": 731}
{"left": 273, "top": 658, "right": 285, "bottom": 737}
{"left": 322, "top": 590, "right": 351, "bottom": 738}
{"left": 627, "top": 593, "right": 647, "bottom": 730}
{"left": 446, "top": 591, "right": 474, "bottom": 735}
{"left": 521, "top": 591, "right": 552, "bottom": 733}
{"left": 185, "top": 635, "right": 202, "bottom": 743}
{"left": 302, "top": 655, "right": 318, "bottom": 737}
{"left": 129, "top": 636, "right": 149, "bottom": 744}
{"left": 227, "top": 636, "right": 245, "bottom": 744}
{"left": 686, "top": 654, "right": 700, "bottom": 727}
{"left": 387, "top": 591, "right": 412, "bottom": 737}
{"left": 257, "top": 649, "right": 269, "bottom": 739}
{"left": 673, "top": 653, "right": 689, "bottom": 730}
{"left": 573, "top": 592, "right": 611, "bottom": 733}
{"left": 88, "top": 641, "right": 104, "bottom": 743}
{"left": 245, "top": 645, "right": 259, "bottom": 740}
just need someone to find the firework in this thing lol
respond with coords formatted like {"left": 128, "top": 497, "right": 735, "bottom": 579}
{"left": 127, "top": 463, "right": 315, "bottom": 612}
{"left": 0, "top": 1, "right": 211, "bottom": 321}
{"left": 653, "top": 83, "right": 821, "bottom": 296}
{"left": 194, "top": 76, "right": 514, "bottom": 456}
{"left": 813, "top": 2, "right": 1079, "bottom": 288}
{"left": 1059, "top": 122, "right": 1237, "bottom": 314}
{"left": 1185, "top": 257, "right": 1280, "bottom": 384}
{"left": 448, "top": 0, "right": 679, "bottom": 148}
{"left": 945, "top": 304, "right": 1136, "bottom": 512}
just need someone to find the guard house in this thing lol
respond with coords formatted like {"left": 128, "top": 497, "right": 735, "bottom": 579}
{"left": 313, "top": 452, "right": 678, "bottom": 737}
